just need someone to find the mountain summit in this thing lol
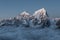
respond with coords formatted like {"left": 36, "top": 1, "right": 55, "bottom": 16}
{"left": 16, "top": 11, "right": 30, "bottom": 20}
{"left": 20, "top": 11, "right": 30, "bottom": 16}
{"left": 34, "top": 8, "right": 46, "bottom": 16}
{"left": 33, "top": 8, "right": 48, "bottom": 20}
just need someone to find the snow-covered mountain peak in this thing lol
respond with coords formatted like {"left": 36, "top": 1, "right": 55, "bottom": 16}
{"left": 33, "top": 8, "right": 46, "bottom": 16}
{"left": 15, "top": 11, "right": 30, "bottom": 20}
{"left": 33, "top": 8, "right": 47, "bottom": 20}
{"left": 40, "top": 8, "right": 46, "bottom": 15}
{"left": 20, "top": 11, "right": 30, "bottom": 16}
{"left": 15, "top": 11, "right": 31, "bottom": 20}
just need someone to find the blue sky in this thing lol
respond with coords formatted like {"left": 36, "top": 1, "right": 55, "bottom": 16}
{"left": 0, "top": 0, "right": 60, "bottom": 18}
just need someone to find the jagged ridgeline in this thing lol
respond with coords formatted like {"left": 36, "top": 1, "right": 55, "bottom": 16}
{"left": 0, "top": 8, "right": 50, "bottom": 28}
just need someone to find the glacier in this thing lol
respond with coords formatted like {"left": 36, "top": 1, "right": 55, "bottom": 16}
{"left": 0, "top": 8, "right": 60, "bottom": 40}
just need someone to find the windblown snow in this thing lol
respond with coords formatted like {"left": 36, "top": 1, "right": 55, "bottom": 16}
{"left": 0, "top": 8, "right": 60, "bottom": 40}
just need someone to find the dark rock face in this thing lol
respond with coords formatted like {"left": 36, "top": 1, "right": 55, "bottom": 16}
{"left": 43, "top": 19, "right": 50, "bottom": 27}
{"left": 56, "top": 19, "right": 60, "bottom": 29}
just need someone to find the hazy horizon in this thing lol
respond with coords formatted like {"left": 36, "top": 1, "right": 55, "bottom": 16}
{"left": 0, "top": 0, "right": 60, "bottom": 19}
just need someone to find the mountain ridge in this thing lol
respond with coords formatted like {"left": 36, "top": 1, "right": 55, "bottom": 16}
{"left": 0, "top": 8, "right": 59, "bottom": 28}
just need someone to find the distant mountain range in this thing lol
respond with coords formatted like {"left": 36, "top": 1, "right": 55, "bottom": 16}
{"left": 0, "top": 8, "right": 60, "bottom": 28}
